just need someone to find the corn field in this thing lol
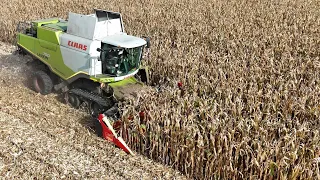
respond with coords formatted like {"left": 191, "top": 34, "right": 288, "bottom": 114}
{"left": 1, "top": 0, "right": 320, "bottom": 179}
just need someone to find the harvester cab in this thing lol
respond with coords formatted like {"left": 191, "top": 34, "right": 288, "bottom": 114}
{"left": 16, "top": 9, "right": 151, "bottom": 154}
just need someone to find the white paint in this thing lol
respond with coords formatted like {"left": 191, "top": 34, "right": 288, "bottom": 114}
{"left": 102, "top": 33, "right": 146, "bottom": 48}
{"left": 60, "top": 33, "right": 101, "bottom": 56}
{"left": 89, "top": 57, "right": 102, "bottom": 76}
{"left": 60, "top": 46, "right": 90, "bottom": 74}
{"left": 66, "top": 11, "right": 124, "bottom": 41}
{"left": 67, "top": 13, "right": 97, "bottom": 40}
{"left": 114, "top": 69, "right": 139, "bottom": 81}
{"left": 43, "top": 52, "right": 50, "bottom": 58}
{"left": 94, "top": 19, "right": 123, "bottom": 39}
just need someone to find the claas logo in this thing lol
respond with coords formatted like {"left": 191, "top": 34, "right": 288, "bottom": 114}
{"left": 68, "top": 41, "right": 88, "bottom": 51}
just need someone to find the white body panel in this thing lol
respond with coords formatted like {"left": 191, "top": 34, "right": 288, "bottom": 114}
{"left": 64, "top": 10, "right": 145, "bottom": 49}
{"left": 60, "top": 46, "right": 90, "bottom": 74}
{"left": 102, "top": 33, "right": 146, "bottom": 48}
{"left": 60, "top": 46, "right": 103, "bottom": 76}
{"left": 114, "top": 69, "right": 139, "bottom": 81}
{"left": 67, "top": 11, "right": 123, "bottom": 40}
{"left": 60, "top": 33, "right": 101, "bottom": 56}
{"left": 60, "top": 33, "right": 102, "bottom": 76}
{"left": 89, "top": 58, "right": 102, "bottom": 76}
{"left": 67, "top": 13, "right": 97, "bottom": 40}
{"left": 94, "top": 19, "right": 123, "bottom": 38}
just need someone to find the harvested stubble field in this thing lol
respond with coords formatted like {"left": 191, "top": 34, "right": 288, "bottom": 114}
{"left": 1, "top": 0, "right": 320, "bottom": 179}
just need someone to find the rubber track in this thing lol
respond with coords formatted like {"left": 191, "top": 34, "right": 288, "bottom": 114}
{"left": 68, "top": 88, "right": 113, "bottom": 108}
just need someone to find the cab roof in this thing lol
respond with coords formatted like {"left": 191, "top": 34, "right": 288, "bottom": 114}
{"left": 101, "top": 33, "right": 146, "bottom": 48}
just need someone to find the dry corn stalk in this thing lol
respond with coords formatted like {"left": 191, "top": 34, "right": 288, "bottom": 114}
{"left": 1, "top": 0, "right": 320, "bottom": 179}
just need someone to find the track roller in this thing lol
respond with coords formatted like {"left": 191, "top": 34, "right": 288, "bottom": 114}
{"left": 89, "top": 101, "right": 107, "bottom": 117}
{"left": 64, "top": 92, "right": 81, "bottom": 108}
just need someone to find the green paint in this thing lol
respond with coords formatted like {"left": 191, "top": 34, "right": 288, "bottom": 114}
{"left": 38, "top": 38, "right": 57, "bottom": 51}
{"left": 90, "top": 76, "right": 115, "bottom": 83}
{"left": 44, "top": 22, "right": 68, "bottom": 32}
{"left": 33, "top": 18, "right": 60, "bottom": 27}
{"left": 18, "top": 34, "right": 76, "bottom": 80}
{"left": 37, "top": 26, "right": 63, "bottom": 45}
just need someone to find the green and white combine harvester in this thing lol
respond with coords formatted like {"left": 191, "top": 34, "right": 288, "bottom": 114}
{"left": 16, "top": 9, "right": 151, "bottom": 155}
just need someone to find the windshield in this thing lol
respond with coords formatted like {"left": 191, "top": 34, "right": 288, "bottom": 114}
{"left": 101, "top": 44, "right": 142, "bottom": 76}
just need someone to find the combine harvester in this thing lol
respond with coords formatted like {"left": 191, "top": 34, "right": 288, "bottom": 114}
{"left": 16, "top": 9, "right": 151, "bottom": 155}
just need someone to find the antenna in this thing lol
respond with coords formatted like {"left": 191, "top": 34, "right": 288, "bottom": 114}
{"left": 106, "top": 13, "right": 109, "bottom": 36}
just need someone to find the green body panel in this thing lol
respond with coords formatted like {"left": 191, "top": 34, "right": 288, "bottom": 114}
{"left": 44, "top": 22, "right": 68, "bottom": 32}
{"left": 33, "top": 18, "right": 60, "bottom": 27}
{"left": 37, "top": 26, "right": 62, "bottom": 44}
{"left": 18, "top": 34, "right": 35, "bottom": 52}
{"left": 38, "top": 39, "right": 57, "bottom": 51}
{"left": 90, "top": 76, "right": 115, "bottom": 83}
{"left": 18, "top": 34, "right": 76, "bottom": 80}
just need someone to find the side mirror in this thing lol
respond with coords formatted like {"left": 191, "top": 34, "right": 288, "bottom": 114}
{"left": 97, "top": 48, "right": 102, "bottom": 52}
{"left": 142, "top": 36, "right": 151, "bottom": 48}
{"left": 146, "top": 37, "right": 151, "bottom": 48}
